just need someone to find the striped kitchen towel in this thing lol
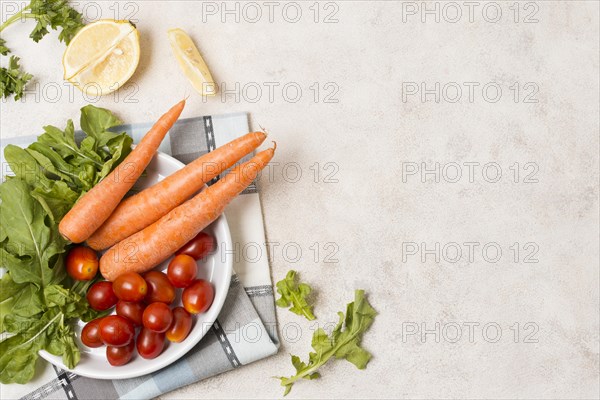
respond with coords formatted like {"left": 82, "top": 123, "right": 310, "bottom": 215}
{"left": 0, "top": 112, "right": 279, "bottom": 400}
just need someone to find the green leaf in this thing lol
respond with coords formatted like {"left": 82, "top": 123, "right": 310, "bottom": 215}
{"left": 27, "top": 0, "right": 85, "bottom": 44}
{"left": 0, "top": 56, "right": 33, "bottom": 101}
{"left": 4, "top": 145, "right": 53, "bottom": 189}
{"left": 0, "top": 310, "right": 61, "bottom": 384}
{"left": 277, "top": 290, "right": 377, "bottom": 395}
{"left": 0, "top": 179, "right": 67, "bottom": 287}
{"left": 0, "top": 273, "right": 43, "bottom": 331}
{"left": 275, "top": 270, "right": 316, "bottom": 321}
{"left": 0, "top": 329, "right": 46, "bottom": 383}
{"left": 0, "top": 38, "right": 9, "bottom": 55}
{"left": 27, "top": 144, "right": 77, "bottom": 184}
{"left": 5, "top": 144, "right": 79, "bottom": 221}
{"left": 38, "top": 121, "right": 103, "bottom": 169}
{"left": 80, "top": 105, "right": 123, "bottom": 143}
{"left": 31, "top": 181, "right": 79, "bottom": 222}
{"left": 99, "top": 133, "right": 133, "bottom": 179}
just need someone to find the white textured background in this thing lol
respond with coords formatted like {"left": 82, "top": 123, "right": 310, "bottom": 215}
{"left": 1, "top": 1, "right": 598, "bottom": 398}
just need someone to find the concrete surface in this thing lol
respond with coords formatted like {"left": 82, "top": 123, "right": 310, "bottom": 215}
{"left": 1, "top": 1, "right": 598, "bottom": 398}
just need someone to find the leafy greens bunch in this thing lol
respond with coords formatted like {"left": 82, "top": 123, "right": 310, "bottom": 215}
{"left": 0, "top": 105, "right": 132, "bottom": 384}
{"left": 0, "top": 0, "right": 85, "bottom": 100}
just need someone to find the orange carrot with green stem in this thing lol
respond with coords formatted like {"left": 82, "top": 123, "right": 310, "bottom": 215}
{"left": 87, "top": 131, "right": 267, "bottom": 250}
{"left": 99, "top": 144, "right": 276, "bottom": 281}
{"left": 59, "top": 100, "right": 186, "bottom": 243}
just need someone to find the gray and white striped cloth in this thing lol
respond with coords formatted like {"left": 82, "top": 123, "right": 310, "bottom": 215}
{"left": 0, "top": 112, "right": 280, "bottom": 400}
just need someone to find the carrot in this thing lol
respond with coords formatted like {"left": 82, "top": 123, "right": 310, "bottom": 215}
{"left": 59, "top": 100, "right": 186, "bottom": 243}
{"left": 87, "top": 131, "right": 267, "bottom": 250}
{"left": 99, "top": 144, "right": 275, "bottom": 281}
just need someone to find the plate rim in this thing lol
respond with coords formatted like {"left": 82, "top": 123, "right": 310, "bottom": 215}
{"left": 39, "top": 150, "right": 233, "bottom": 380}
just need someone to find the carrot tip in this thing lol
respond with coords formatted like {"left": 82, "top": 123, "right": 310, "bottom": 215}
{"left": 258, "top": 123, "right": 269, "bottom": 135}
{"left": 271, "top": 141, "right": 277, "bottom": 151}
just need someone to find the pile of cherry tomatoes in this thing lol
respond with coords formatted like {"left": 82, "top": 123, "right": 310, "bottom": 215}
{"left": 66, "top": 232, "right": 216, "bottom": 366}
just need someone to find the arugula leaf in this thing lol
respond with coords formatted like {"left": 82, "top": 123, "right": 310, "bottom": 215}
{"left": 0, "top": 317, "right": 51, "bottom": 383}
{"left": 275, "top": 270, "right": 316, "bottom": 321}
{"left": 0, "top": 56, "right": 33, "bottom": 101}
{"left": 278, "top": 290, "right": 377, "bottom": 396}
{"left": 0, "top": 305, "right": 80, "bottom": 384}
{"left": 80, "top": 105, "right": 133, "bottom": 176}
{"left": 4, "top": 144, "right": 80, "bottom": 221}
{"left": 0, "top": 281, "right": 100, "bottom": 384}
{"left": 80, "top": 105, "right": 124, "bottom": 143}
{"left": 0, "top": 179, "right": 67, "bottom": 287}
{"left": 39, "top": 121, "right": 104, "bottom": 170}
{"left": 0, "top": 273, "right": 44, "bottom": 332}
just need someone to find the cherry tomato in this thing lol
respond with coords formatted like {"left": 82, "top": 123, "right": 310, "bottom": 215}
{"left": 176, "top": 232, "right": 215, "bottom": 260}
{"left": 87, "top": 281, "right": 118, "bottom": 311}
{"left": 113, "top": 272, "right": 147, "bottom": 302}
{"left": 182, "top": 279, "right": 214, "bottom": 314}
{"left": 166, "top": 307, "right": 193, "bottom": 343}
{"left": 106, "top": 340, "right": 135, "bottom": 366}
{"left": 116, "top": 301, "right": 146, "bottom": 326}
{"left": 66, "top": 246, "right": 98, "bottom": 281}
{"left": 142, "top": 302, "right": 173, "bottom": 333}
{"left": 136, "top": 328, "right": 165, "bottom": 359}
{"left": 81, "top": 318, "right": 104, "bottom": 348}
{"left": 144, "top": 271, "right": 176, "bottom": 304}
{"left": 167, "top": 255, "right": 198, "bottom": 288}
{"left": 99, "top": 315, "right": 135, "bottom": 347}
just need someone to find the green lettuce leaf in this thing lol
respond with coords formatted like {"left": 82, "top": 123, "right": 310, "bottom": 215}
{"left": 275, "top": 270, "right": 316, "bottom": 321}
{"left": 278, "top": 290, "right": 377, "bottom": 395}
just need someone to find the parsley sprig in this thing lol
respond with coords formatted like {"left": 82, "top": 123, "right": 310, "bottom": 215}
{"left": 0, "top": 0, "right": 85, "bottom": 100}
{"left": 0, "top": 56, "right": 33, "bottom": 100}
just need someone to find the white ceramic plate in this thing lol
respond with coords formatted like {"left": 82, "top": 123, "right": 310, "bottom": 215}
{"left": 39, "top": 151, "right": 233, "bottom": 379}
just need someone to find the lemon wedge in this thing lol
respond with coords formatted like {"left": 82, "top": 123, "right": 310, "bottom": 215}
{"left": 63, "top": 20, "right": 140, "bottom": 96}
{"left": 168, "top": 28, "right": 217, "bottom": 96}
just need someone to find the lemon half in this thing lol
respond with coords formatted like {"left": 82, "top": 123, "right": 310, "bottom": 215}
{"left": 63, "top": 20, "right": 140, "bottom": 96}
{"left": 168, "top": 28, "right": 217, "bottom": 96}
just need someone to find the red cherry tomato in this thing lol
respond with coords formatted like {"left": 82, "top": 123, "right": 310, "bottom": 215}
{"left": 142, "top": 303, "right": 173, "bottom": 333}
{"left": 99, "top": 315, "right": 135, "bottom": 347}
{"left": 144, "top": 271, "right": 176, "bottom": 304}
{"left": 136, "top": 328, "right": 165, "bottom": 359}
{"left": 166, "top": 307, "right": 193, "bottom": 343}
{"left": 81, "top": 318, "right": 104, "bottom": 348}
{"left": 167, "top": 255, "right": 198, "bottom": 288}
{"left": 106, "top": 341, "right": 135, "bottom": 366}
{"left": 182, "top": 279, "right": 214, "bottom": 314}
{"left": 113, "top": 272, "right": 147, "bottom": 302}
{"left": 176, "top": 232, "right": 215, "bottom": 260}
{"left": 66, "top": 246, "right": 99, "bottom": 281}
{"left": 116, "top": 301, "right": 146, "bottom": 326}
{"left": 87, "top": 281, "right": 118, "bottom": 311}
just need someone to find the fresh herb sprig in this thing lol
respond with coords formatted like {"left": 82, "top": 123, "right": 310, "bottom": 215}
{"left": 0, "top": 0, "right": 85, "bottom": 100}
{"left": 275, "top": 270, "right": 316, "bottom": 321}
{"left": 0, "top": 56, "right": 33, "bottom": 100}
{"left": 277, "top": 290, "right": 377, "bottom": 395}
